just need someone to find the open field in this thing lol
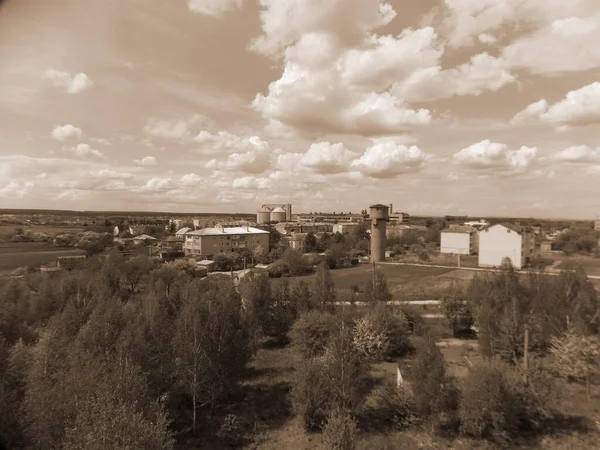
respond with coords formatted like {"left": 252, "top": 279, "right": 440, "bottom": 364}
{"left": 557, "top": 257, "right": 600, "bottom": 276}
{"left": 0, "top": 224, "right": 85, "bottom": 235}
{"left": 0, "top": 242, "right": 85, "bottom": 274}
{"left": 276, "top": 264, "right": 477, "bottom": 301}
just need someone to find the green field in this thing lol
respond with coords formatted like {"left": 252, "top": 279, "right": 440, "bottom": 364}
{"left": 0, "top": 242, "right": 85, "bottom": 274}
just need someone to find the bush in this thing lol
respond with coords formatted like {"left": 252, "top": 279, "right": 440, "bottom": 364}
{"left": 291, "top": 358, "right": 331, "bottom": 430}
{"left": 290, "top": 311, "right": 336, "bottom": 358}
{"left": 322, "top": 409, "right": 358, "bottom": 450}
{"left": 369, "top": 304, "right": 412, "bottom": 358}
{"left": 373, "top": 381, "right": 419, "bottom": 429}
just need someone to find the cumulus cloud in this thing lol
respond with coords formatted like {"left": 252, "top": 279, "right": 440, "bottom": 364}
{"left": 0, "top": 181, "right": 35, "bottom": 198}
{"left": 135, "top": 156, "right": 158, "bottom": 166}
{"left": 180, "top": 173, "right": 203, "bottom": 186}
{"left": 143, "top": 115, "right": 209, "bottom": 140}
{"left": 299, "top": 142, "right": 358, "bottom": 174}
{"left": 453, "top": 140, "right": 537, "bottom": 174}
{"left": 554, "top": 145, "right": 600, "bottom": 163}
{"left": 232, "top": 176, "right": 274, "bottom": 190}
{"left": 72, "top": 143, "right": 105, "bottom": 160}
{"left": 187, "top": 0, "right": 244, "bottom": 18}
{"left": 206, "top": 144, "right": 271, "bottom": 174}
{"left": 194, "top": 131, "right": 269, "bottom": 153}
{"left": 350, "top": 139, "right": 427, "bottom": 178}
{"left": 51, "top": 124, "right": 82, "bottom": 141}
{"left": 44, "top": 69, "right": 93, "bottom": 94}
{"left": 511, "top": 83, "right": 600, "bottom": 126}
{"left": 143, "top": 177, "right": 175, "bottom": 192}
{"left": 478, "top": 33, "right": 497, "bottom": 44}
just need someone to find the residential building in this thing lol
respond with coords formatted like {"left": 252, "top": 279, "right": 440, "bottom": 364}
{"left": 285, "top": 233, "right": 307, "bottom": 251}
{"left": 332, "top": 223, "right": 361, "bottom": 234}
{"left": 175, "top": 227, "right": 191, "bottom": 237}
{"left": 440, "top": 227, "right": 476, "bottom": 255}
{"left": 183, "top": 225, "right": 270, "bottom": 258}
{"left": 478, "top": 223, "right": 535, "bottom": 269}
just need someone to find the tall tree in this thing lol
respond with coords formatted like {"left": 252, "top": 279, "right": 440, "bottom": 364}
{"left": 313, "top": 261, "right": 336, "bottom": 305}
{"left": 304, "top": 232, "right": 318, "bottom": 253}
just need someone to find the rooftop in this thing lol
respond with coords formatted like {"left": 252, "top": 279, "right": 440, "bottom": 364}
{"left": 187, "top": 226, "right": 270, "bottom": 236}
{"left": 369, "top": 204, "right": 389, "bottom": 209}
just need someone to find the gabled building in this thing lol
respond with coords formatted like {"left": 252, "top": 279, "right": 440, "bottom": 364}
{"left": 440, "top": 226, "right": 477, "bottom": 255}
{"left": 478, "top": 223, "right": 535, "bottom": 269}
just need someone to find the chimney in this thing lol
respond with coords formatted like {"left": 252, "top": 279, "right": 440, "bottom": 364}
{"left": 389, "top": 203, "right": 393, "bottom": 214}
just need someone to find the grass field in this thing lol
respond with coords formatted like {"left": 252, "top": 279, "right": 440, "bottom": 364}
{"left": 0, "top": 242, "right": 85, "bottom": 274}
{"left": 0, "top": 224, "right": 85, "bottom": 235}
{"left": 277, "top": 264, "right": 473, "bottom": 301}
{"left": 557, "top": 257, "right": 600, "bottom": 276}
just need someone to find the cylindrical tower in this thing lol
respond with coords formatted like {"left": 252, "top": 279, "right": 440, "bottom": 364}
{"left": 270, "top": 207, "right": 287, "bottom": 223}
{"left": 257, "top": 211, "right": 271, "bottom": 224}
{"left": 370, "top": 204, "right": 390, "bottom": 262}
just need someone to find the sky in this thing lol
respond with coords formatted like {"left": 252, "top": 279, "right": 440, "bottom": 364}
{"left": 0, "top": 0, "right": 599, "bottom": 219}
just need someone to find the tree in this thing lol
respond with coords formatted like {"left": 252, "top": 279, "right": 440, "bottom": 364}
{"left": 322, "top": 408, "right": 358, "bottom": 450}
{"left": 122, "top": 255, "right": 155, "bottom": 298}
{"left": 549, "top": 329, "right": 600, "bottom": 400}
{"left": 290, "top": 280, "right": 317, "bottom": 312}
{"left": 290, "top": 310, "right": 336, "bottom": 358}
{"left": 313, "top": 261, "right": 336, "bottom": 305}
{"left": 318, "top": 232, "right": 332, "bottom": 252}
{"left": 291, "top": 358, "right": 332, "bottom": 430}
{"left": 304, "top": 232, "right": 318, "bottom": 253}
{"left": 441, "top": 284, "right": 473, "bottom": 337}
{"left": 362, "top": 269, "right": 392, "bottom": 303}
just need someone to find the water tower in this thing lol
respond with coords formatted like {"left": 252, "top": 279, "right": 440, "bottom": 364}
{"left": 370, "top": 204, "right": 390, "bottom": 262}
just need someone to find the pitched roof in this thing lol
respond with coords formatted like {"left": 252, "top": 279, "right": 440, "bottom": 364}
{"left": 175, "top": 227, "right": 191, "bottom": 235}
{"left": 187, "top": 226, "right": 269, "bottom": 236}
{"left": 479, "top": 222, "right": 524, "bottom": 234}
{"left": 369, "top": 204, "right": 389, "bottom": 208}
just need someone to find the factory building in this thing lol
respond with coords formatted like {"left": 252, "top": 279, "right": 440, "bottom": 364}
{"left": 183, "top": 225, "right": 270, "bottom": 259}
{"left": 332, "top": 223, "right": 361, "bottom": 234}
{"left": 369, "top": 204, "right": 390, "bottom": 262}
{"left": 478, "top": 223, "right": 535, "bottom": 270}
{"left": 440, "top": 226, "right": 477, "bottom": 255}
{"left": 257, "top": 203, "right": 292, "bottom": 223}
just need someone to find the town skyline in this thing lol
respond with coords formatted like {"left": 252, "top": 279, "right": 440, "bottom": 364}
{"left": 1, "top": 0, "right": 600, "bottom": 219}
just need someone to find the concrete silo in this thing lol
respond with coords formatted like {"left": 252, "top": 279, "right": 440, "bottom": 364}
{"left": 256, "top": 211, "right": 271, "bottom": 224}
{"left": 270, "top": 206, "right": 287, "bottom": 223}
{"left": 369, "top": 204, "right": 390, "bottom": 262}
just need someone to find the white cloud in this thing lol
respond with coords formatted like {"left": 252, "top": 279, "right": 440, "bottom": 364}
{"left": 73, "top": 143, "right": 105, "bottom": 160}
{"left": 143, "top": 177, "right": 175, "bottom": 192}
{"left": 554, "top": 145, "right": 600, "bottom": 163}
{"left": 350, "top": 139, "right": 427, "bottom": 178}
{"left": 180, "top": 173, "right": 203, "bottom": 186}
{"left": 194, "top": 131, "right": 270, "bottom": 153}
{"left": 232, "top": 176, "right": 274, "bottom": 190}
{"left": 44, "top": 69, "right": 93, "bottom": 94}
{"left": 478, "top": 33, "right": 497, "bottom": 44}
{"left": 51, "top": 124, "right": 83, "bottom": 141}
{"left": 187, "top": 0, "right": 244, "bottom": 18}
{"left": 511, "top": 83, "right": 600, "bottom": 126}
{"left": 300, "top": 142, "right": 358, "bottom": 174}
{"left": 143, "top": 115, "right": 209, "bottom": 140}
{"left": 0, "top": 181, "right": 35, "bottom": 198}
{"left": 135, "top": 156, "right": 158, "bottom": 166}
{"left": 206, "top": 144, "right": 271, "bottom": 174}
{"left": 453, "top": 140, "right": 537, "bottom": 174}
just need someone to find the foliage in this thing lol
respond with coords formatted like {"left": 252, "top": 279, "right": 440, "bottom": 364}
{"left": 304, "top": 232, "right": 318, "bottom": 253}
{"left": 553, "top": 228, "right": 599, "bottom": 255}
{"left": 313, "top": 261, "right": 336, "bottom": 305}
{"left": 322, "top": 409, "right": 358, "bottom": 450}
{"left": 441, "top": 284, "right": 474, "bottom": 337}
{"left": 352, "top": 316, "right": 387, "bottom": 360}
{"left": 373, "top": 381, "right": 419, "bottom": 429}
{"left": 362, "top": 269, "right": 392, "bottom": 303}
{"left": 410, "top": 335, "right": 458, "bottom": 420}
{"left": 290, "top": 310, "right": 336, "bottom": 358}
{"left": 291, "top": 358, "right": 332, "bottom": 430}
{"left": 368, "top": 304, "right": 412, "bottom": 358}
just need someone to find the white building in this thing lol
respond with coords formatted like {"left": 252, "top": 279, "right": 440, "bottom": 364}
{"left": 440, "top": 228, "right": 476, "bottom": 255}
{"left": 183, "top": 226, "right": 270, "bottom": 258}
{"left": 332, "top": 223, "right": 360, "bottom": 234}
{"left": 478, "top": 223, "right": 534, "bottom": 269}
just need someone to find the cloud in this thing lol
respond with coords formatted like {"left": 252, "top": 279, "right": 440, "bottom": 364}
{"left": 187, "top": 0, "right": 244, "bottom": 18}
{"left": 142, "top": 177, "right": 175, "bottom": 192}
{"left": 135, "top": 156, "right": 158, "bottom": 166}
{"left": 143, "top": 115, "right": 209, "bottom": 140}
{"left": 554, "top": 145, "right": 600, "bottom": 163}
{"left": 194, "top": 131, "right": 270, "bottom": 153}
{"left": 179, "top": 173, "right": 203, "bottom": 186}
{"left": 232, "top": 176, "right": 274, "bottom": 190}
{"left": 511, "top": 83, "right": 600, "bottom": 126}
{"left": 72, "top": 143, "right": 105, "bottom": 160}
{"left": 478, "top": 33, "right": 497, "bottom": 44}
{"left": 350, "top": 139, "right": 427, "bottom": 178}
{"left": 44, "top": 69, "right": 93, "bottom": 94}
{"left": 299, "top": 142, "right": 358, "bottom": 174}
{"left": 51, "top": 124, "right": 83, "bottom": 141}
{"left": 453, "top": 140, "right": 537, "bottom": 174}
{"left": 0, "top": 181, "right": 35, "bottom": 198}
{"left": 206, "top": 143, "right": 271, "bottom": 174}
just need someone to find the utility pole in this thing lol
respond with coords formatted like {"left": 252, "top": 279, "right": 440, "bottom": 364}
{"left": 523, "top": 324, "right": 530, "bottom": 386}
{"left": 457, "top": 252, "right": 461, "bottom": 268}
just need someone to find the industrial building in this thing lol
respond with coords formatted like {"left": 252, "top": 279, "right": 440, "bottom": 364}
{"left": 256, "top": 203, "right": 292, "bottom": 223}
{"left": 369, "top": 204, "right": 390, "bottom": 262}
{"left": 295, "top": 213, "right": 364, "bottom": 223}
{"left": 332, "top": 223, "right": 361, "bottom": 234}
{"left": 183, "top": 225, "right": 270, "bottom": 259}
{"left": 440, "top": 226, "right": 477, "bottom": 255}
{"left": 276, "top": 222, "right": 332, "bottom": 235}
{"left": 478, "top": 223, "right": 535, "bottom": 269}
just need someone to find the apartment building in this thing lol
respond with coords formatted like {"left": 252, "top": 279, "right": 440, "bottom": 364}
{"left": 478, "top": 223, "right": 535, "bottom": 269}
{"left": 183, "top": 225, "right": 270, "bottom": 258}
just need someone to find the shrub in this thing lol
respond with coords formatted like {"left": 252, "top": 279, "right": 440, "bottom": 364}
{"left": 373, "top": 381, "right": 419, "bottom": 429}
{"left": 322, "top": 409, "right": 358, "bottom": 450}
{"left": 291, "top": 358, "right": 332, "bottom": 430}
{"left": 369, "top": 304, "right": 412, "bottom": 358}
{"left": 290, "top": 311, "right": 336, "bottom": 358}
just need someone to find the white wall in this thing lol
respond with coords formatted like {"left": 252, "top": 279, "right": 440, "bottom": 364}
{"left": 440, "top": 232, "right": 471, "bottom": 255}
{"left": 478, "top": 224, "right": 523, "bottom": 269}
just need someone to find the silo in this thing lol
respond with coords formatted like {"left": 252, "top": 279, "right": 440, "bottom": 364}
{"left": 270, "top": 207, "right": 287, "bottom": 223}
{"left": 257, "top": 211, "right": 271, "bottom": 224}
{"left": 370, "top": 204, "right": 390, "bottom": 262}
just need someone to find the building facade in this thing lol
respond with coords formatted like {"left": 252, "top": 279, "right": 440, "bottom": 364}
{"left": 183, "top": 226, "right": 270, "bottom": 258}
{"left": 332, "top": 223, "right": 361, "bottom": 234}
{"left": 440, "top": 229, "right": 475, "bottom": 255}
{"left": 478, "top": 223, "right": 534, "bottom": 269}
